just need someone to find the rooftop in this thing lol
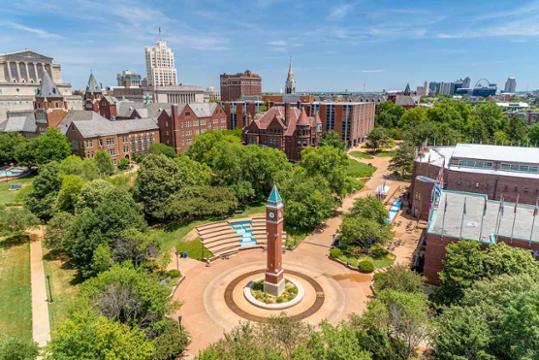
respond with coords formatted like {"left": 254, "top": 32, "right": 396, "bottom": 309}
{"left": 428, "top": 190, "right": 538, "bottom": 243}
{"left": 71, "top": 116, "right": 158, "bottom": 138}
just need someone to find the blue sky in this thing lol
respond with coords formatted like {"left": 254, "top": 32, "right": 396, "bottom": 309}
{"left": 1, "top": 0, "right": 538, "bottom": 92}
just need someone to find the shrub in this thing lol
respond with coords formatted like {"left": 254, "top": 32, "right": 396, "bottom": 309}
{"left": 358, "top": 259, "right": 374, "bottom": 273}
{"left": 329, "top": 247, "right": 343, "bottom": 258}
{"left": 370, "top": 245, "right": 389, "bottom": 259}
{"left": 117, "top": 158, "right": 130, "bottom": 170}
{"left": 167, "top": 269, "right": 181, "bottom": 278}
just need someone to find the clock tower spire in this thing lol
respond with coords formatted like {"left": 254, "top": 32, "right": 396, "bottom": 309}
{"left": 264, "top": 185, "right": 285, "bottom": 296}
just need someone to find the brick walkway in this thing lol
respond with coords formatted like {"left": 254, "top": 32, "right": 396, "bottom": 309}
{"left": 29, "top": 226, "right": 51, "bottom": 347}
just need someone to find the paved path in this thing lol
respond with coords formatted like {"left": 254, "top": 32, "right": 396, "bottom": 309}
{"left": 172, "top": 151, "right": 415, "bottom": 355}
{"left": 29, "top": 226, "right": 51, "bottom": 347}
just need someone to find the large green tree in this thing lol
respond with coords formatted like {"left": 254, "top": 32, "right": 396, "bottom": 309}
{"left": 375, "top": 101, "right": 404, "bottom": 129}
{"left": 388, "top": 142, "right": 415, "bottom": 179}
{"left": 35, "top": 128, "right": 71, "bottom": 164}
{"left": 319, "top": 130, "right": 346, "bottom": 149}
{"left": 350, "top": 196, "right": 388, "bottom": 225}
{"left": 300, "top": 146, "right": 350, "bottom": 196}
{"left": 0, "top": 133, "right": 27, "bottom": 164}
{"left": 339, "top": 216, "right": 392, "bottom": 249}
{"left": 25, "top": 161, "right": 62, "bottom": 220}
{"left": 94, "top": 150, "right": 114, "bottom": 177}
{"left": 55, "top": 174, "right": 85, "bottom": 213}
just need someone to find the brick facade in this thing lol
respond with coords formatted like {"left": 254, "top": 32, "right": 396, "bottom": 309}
{"left": 157, "top": 103, "right": 227, "bottom": 153}
{"left": 220, "top": 70, "right": 262, "bottom": 101}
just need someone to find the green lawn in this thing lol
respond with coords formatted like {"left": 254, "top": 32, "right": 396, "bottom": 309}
{"left": 0, "top": 177, "right": 34, "bottom": 206}
{"left": 374, "top": 150, "right": 396, "bottom": 157}
{"left": 350, "top": 151, "right": 374, "bottom": 159}
{"left": 42, "top": 248, "right": 80, "bottom": 333}
{"left": 284, "top": 226, "right": 311, "bottom": 249}
{"left": 334, "top": 252, "right": 396, "bottom": 270}
{"left": 176, "top": 238, "right": 213, "bottom": 260}
{"left": 0, "top": 237, "right": 32, "bottom": 341}
{"left": 147, "top": 220, "right": 206, "bottom": 253}
{"left": 347, "top": 159, "right": 376, "bottom": 178}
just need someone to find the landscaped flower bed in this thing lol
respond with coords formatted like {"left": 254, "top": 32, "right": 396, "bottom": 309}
{"left": 329, "top": 246, "right": 395, "bottom": 273}
{"left": 250, "top": 280, "right": 299, "bottom": 304}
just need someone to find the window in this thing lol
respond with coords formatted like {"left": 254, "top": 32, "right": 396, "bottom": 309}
{"left": 123, "top": 146, "right": 129, "bottom": 153}
{"left": 106, "top": 138, "right": 115, "bottom": 146}
{"left": 85, "top": 140, "right": 93, "bottom": 148}
{"left": 122, "top": 135, "right": 128, "bottom": 142}
{"left": 108, "top": 149, "right": 116, "bottom": 155}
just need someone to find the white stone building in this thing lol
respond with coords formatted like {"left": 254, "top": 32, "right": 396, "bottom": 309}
{"left": 145, "top": 41, "right": 177, "bottom": 87}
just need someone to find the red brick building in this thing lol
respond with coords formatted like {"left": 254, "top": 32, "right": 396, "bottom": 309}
{"left": 220, "top": 70, "right": 262, "bottom": 101}
{"left": 66, "top": 115, "right": 159, "bottom": 163}
{"left": 243, "top": 105, "right": 321, "bottom": 161}
{"left": 304, "top": 102, "right": 376, "bottom": 147}
{"left": 221, "top": 100, "right": 264, "bottom": 129}
{"left": 410, "top": 144, "right": 539, "bottom": 221}
{"left": 83, "top": 73, "right": 103, "bottom": 112}
{"left": 157, "top": 102, "right": 227, "bottom": 153}
{"left": 421, "top": 190, "right": 539, "bottom": 284}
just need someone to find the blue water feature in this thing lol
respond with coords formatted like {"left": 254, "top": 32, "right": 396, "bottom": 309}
{"left": 387, "top": 199, "right": 402, "bottom": 224}
{"left": 0, "top": 167, "right": 26, "bottom": 178}
{"left": 229, "top": 220, "right": 257, "bottom": 247}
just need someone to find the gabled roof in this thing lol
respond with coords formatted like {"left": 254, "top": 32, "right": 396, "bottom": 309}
{"left": 36, "top": 70, "right": 62, "bottom": 99}
{"left": 297, "top": 108, "right": 309, "bottom": 126}
{"left": 71, "top": 117, "right": 158, "bottom": 138}
{"left": 189, "top": 103, "right": 218, "bottom": 118}
{"left": 0, "top": 113, "right": 36, "bottom": 133}
{"left": 86, "top": 73, "right": 101, "bottom": 93}
{"left": 57, "top": 110, "right": 105, "bottom": 134}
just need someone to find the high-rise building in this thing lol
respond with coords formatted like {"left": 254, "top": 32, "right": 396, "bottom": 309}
{"left": 219, "top": 70, "right": 262, "bottom": 101}
{"left": 117, "top": 70, "right": 142, "bottom": 87}
{"left": 463, "top": 76, "right": 471, "bottom": 88}
{"left": 504, "top": 77, "right": 517, "bottom": 93}
{"left": 284, "top": 59, "right": 296, "bottom": 94}
{"left": 145, "top": 40, "right": 177, "bottom": 87}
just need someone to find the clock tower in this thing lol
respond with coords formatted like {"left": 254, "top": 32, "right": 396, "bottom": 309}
{"left": 264, "top": 185, "right": 285, "bottom": 296}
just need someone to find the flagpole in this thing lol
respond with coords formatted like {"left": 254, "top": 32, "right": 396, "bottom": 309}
{"left": 459, "top": 197, "right": 466, "bottom": 239}
{"left": 441, "top": 196, "right": 447, "bottom": 241}
{"left": 510, "top": 195, "right": 520, "bottom": 243}
{"left": 530, "top": 197, "right": 538, "bottom": 245}
{"left": 530, "top": 213, "right": 537, "bottom": 245}
{"left": 479, "top": 198, "right": 486, "bottom": 241}
{"left": 494, "top": 195, "right": 503, "bottom": 243}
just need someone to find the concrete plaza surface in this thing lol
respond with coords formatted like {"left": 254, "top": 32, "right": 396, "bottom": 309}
{"left": 172, "top": 155, "right": 414, "bottom": 355}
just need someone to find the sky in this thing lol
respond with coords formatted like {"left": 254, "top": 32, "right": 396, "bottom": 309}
{"left": 1, "top": 0, "right": 539, "bottom": 92}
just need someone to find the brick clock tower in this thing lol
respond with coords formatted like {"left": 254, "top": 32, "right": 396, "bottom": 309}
{"left": 264, "top": 185, "right": 285, "bottom": 296}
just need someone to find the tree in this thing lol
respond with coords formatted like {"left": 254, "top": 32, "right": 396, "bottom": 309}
{"left": 505, "top": 116, "right": 527, "bottom": 143}
{"left": 149, "top": 143, "right": 176, "bottom": 158}
{"left": 147, "top": 318, "right": 190, "bottom": 360}
{"left": 94, "top": 150, "right": 114, "bottom": 177}
{"left": 135, "top": 154, "right": 183, "bottom": 218}
{"left": 75, "top": 179, "right": 114, "bottom": 212}
{"left": 339, "top": 216, "right": 392, "bottom": 249}
{"left": 432, "top": 306, "right": 493, "bottom": 360}
{"left": 300, "top": 146, "right": 350, "bottom": 196}
{"left": 350, "top": 196, "right": 388, "bottom": 225}
{"left": 499, "top": 289, "right": 539, "bottom": 359}
{"left": 373, "top": 265, "right": 424, "bottom": 294}
{"left": 44, "top": 211, "right": 74, "bottom": 252}
{"left": 529, "top": 123, "right": 539, "bottom": 146}
{"left": 434, "top": 241, "right": 539, "bottom": 306}
{"left": 46, "top": 309, "right": 155, "bottom": 360}
{"left": 14, "top": 138, "right": 38, "bottom": 167}
{"left": 0, "top": 133, "right": 27, "bottom": 164}
{"left": 160, "top": 185, "right": 238, "bottom": 221}
{"left": 388, "top": 142, "right": 414, "bottom": 179}
{"left": 0, "top": 337, "right": 39, "bottom": 360}
{"left": 25, "top": 161, "right": 61, "bottom": 220}
{"left": 35, "top": 128, "right": 71, "bottom": 164}
{"left": 0, "top": 206, "right": 39, "bottom": 238}
{"left": 280, "top": 171, "right": 335, "bottom": 229}
{"left": 375, "top": 101, "right": 404, "bottom": 129}
{"left": 187, "top": 130, "right": 240, "bottom": 164}
{"left": 366, "top": 127, "right": 390, "bottom": 152}
{"left": 55, "top": 175, "right": 85, "bottom": 213}
{"left": 399, "top": 107, "right": 427, "bottom": 131}
{"left": 117, "top": 157, "right": 130, "bottom": 170}
{"left": 59, "top": 155, "right": 99, "bottom": 180}
{"left": 65, "top": 188, "right": 146, "bottom": 276}
{"left": 320, "top": 130, "right": 346, "bottom": 149}
{"left": 362, "top": 290, "right": 429, "bottom": 359}
{"left": 82, "top": 264, "right": 171, "bottom": 329}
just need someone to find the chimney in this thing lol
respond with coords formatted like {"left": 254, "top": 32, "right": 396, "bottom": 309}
{"left": 284, "top": 103, "right": 290, "bottom": 125}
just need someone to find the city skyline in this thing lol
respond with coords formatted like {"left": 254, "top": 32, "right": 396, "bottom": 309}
{"left": 1, "top": 0, "right": 538, "bottom": 91}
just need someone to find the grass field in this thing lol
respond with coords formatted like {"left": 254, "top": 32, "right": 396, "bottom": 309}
{"left": 347, "top": 158, "right": 376, "bottom": 178}
{"left": 0, "top": 177, "right": 34, "bottom": 206}
{"left": 42, "top": 248, "right": 80, "bottom": 333}
{"left": 176, "top": 238, "right": 213, "bottom": 260}
{"left": 350, "top": 151, "right": 374, "bottom": 159}
{"left": 0, "top": 237, "right": 32, "bottom": 341}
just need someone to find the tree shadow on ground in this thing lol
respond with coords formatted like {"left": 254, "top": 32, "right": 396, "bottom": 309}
{"left": 0, "top": 235, "right": 29, "bottom": 250}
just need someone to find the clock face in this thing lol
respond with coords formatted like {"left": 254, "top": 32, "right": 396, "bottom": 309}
{"left": 269, "top": 211, "right": 275, "bottom": 219}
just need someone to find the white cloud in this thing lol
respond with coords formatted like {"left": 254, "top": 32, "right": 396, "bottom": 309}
{"left": 268, "top": 40, "right": 287, "bottom": 47}
{"left": 362, "top": 69, "right": 384, "bottom": 73}
{"left": 0, "top": 21, "right": 62, "bottom": 39}
{"left": 328, "top": 3, "right": 354, "bottom": 19}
